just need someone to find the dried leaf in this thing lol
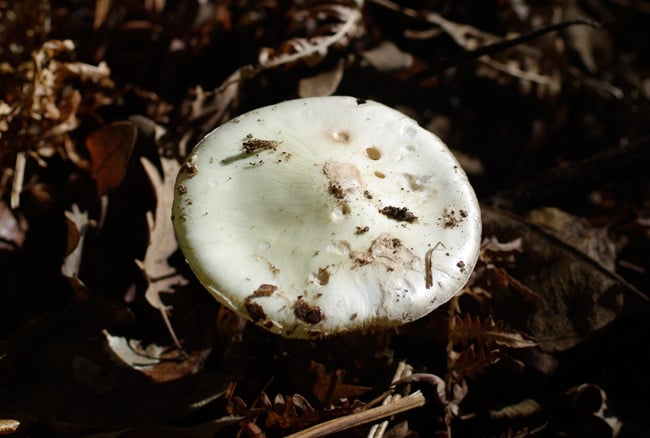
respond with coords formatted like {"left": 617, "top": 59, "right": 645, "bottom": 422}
{"left": 86, "top": 121, "right": 137, "bottom": 196}
{"left": 527, "top": 207, "right": 617, "bottom": 271}
{"left": 361, "top": 41, "right": 413, "bottom": 72}
{"left": 104, "top": 330, "right": 166, "bottom": 368}
{"left": 259, "top": 3, "right": 362, "bottom": 68}
{"left": 93, "top": 0, "right": 113, "bottom": 29}
{"left": 136, "top": 157, "right": 189, "bottom": 347}
{"left": 311, "top": 361, "right": 372, "bottom": 405}
{"left": 0, "top": 38, "right": 114, "bottom": 176}
{"left": 299, "top": 60, "right": 345, "bottom": 98}
{"left": 103, "top": 331, "right": 211, "bottom": 383}
{"left": 0, "top": 200, "right": 27, "bottom": 250}
{"left": 449, "top": 346, "right": 501, "bottom": 379}
{"left": 481, "top": 205, "right": 635, "bottom": 352}
{"left": 562, "top": 4, "right": 607, "bottom": 74}
{"left": 450, "top": 314, "right": 537, "bottom": 349}
{"left": 291, "top": 393, "right": 316, "bottom": 416}
{"left": 62, "top": 204, "right": 93, "bottom": 279}
{"left": 180, "top": 66, "right": 249, "bottom": 143}
{"left": 0, "top": 419, "right": 20, "bottom": 434}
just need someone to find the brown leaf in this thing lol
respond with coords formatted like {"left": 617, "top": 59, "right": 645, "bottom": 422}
{"left": 310, "top": 361, "right": 372, "bottom": 405}
{"left": 450, "top": 314, "right": 537, "bottom": 349}
{"left": 86, "top": 121, "right": 137, "bottom": 195}
{"left": 527, "top": 207, "right": 617, "bottom": 271}
{"left": 481, "top": 205, "right": 639, "bottom": 352}
{"left": 449, "top": 345, "right": 501, "bottom": 380}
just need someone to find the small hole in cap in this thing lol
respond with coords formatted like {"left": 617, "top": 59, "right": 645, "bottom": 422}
{"left": 374, "top": 171, "right": 386, "bottom": 178}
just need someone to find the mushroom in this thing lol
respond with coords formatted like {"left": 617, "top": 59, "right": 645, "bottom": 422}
{"left": 173, "top": 96, "right": 481, "bottom": 338}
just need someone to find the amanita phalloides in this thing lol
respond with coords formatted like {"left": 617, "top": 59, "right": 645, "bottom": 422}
{"left": 173, "top": 96, "right": 481, "bottom": 338}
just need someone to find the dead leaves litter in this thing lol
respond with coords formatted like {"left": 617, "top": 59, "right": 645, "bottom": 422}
{"left": 1, "top": 0, "right": 648, "bottom": 436}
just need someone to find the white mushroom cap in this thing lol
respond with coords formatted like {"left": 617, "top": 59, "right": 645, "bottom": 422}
{"left": 173, "top": 96, "right": 481, "bottom": 338}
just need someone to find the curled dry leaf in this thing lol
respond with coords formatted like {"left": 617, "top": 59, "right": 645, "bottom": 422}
{"left": 0, "top": 39, "right": 114, "bottom": 173}
{"left": 85, "top": 121, "right": 137, "bottom": 196}
{"left": 258, "top": 2, "right": 363, "bottom": 68}
{"left": 103, "top": 331, "right": 211, "bottom": 383}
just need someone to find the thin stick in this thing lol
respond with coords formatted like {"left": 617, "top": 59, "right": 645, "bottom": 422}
{"left": 285, "top": 391, "right": 426, "bottom": 438}
{"left": 367, "top": 361, "right": 412, "bottom": 438}
{"left": 10, "top": 151, "right": 26, "bottom": 209}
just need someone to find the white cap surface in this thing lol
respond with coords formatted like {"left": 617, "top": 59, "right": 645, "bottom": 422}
{"left": 173, "top": 96, "right": 481, "bottom": 338}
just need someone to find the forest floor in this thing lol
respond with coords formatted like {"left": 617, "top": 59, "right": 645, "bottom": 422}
{"left": 1, "top": 0, "right": 649, "bottom": 437}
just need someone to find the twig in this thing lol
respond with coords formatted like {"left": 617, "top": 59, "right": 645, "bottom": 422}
{"left": 371, "top": 0, "right": 597, "bottom": 79}
{"left": 479, "top": 57, "right": 559, "bottom": 88}
{"left": 367, "top": 361, "right": 412, "bottom": 438}
{"left": 285, "top": 391, "right": 426, "bottom": 438}
{"left": 10, "top": 151, "right": 26, "bottom": 209}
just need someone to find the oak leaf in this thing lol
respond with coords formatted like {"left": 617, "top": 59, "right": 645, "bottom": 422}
{"left": 136, "top": 157, "right": 188, "bottom": 348}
